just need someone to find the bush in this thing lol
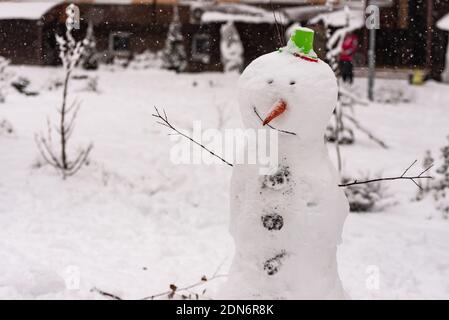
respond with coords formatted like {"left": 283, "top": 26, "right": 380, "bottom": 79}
{"left": 416, "top": 139, "right": 449, "bottom": 219}
{"left": 129, "top": 50, "right": 163, "bottom": 70}
{"left": 0, "top": 56, "right": 13, "bottom": 103}
{"left": 342, "top": 175, "right": 390, "bottom": 213}
{"left": 0, "top": 119, "right": 14, "bottom": 136}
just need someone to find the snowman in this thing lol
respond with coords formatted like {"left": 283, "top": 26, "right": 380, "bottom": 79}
{"left": 218, "top": 27, "right": 350, "bottom": 299}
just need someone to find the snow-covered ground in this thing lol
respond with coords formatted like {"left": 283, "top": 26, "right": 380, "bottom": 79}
{"left": 0, "top": 66, "right": 448, "bottom": 299}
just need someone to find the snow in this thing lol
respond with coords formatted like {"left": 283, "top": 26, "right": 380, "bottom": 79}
{"left": 282, "top": 5, "right": 331, "bottom": 22}
{"left": 1, "top": 65, "right": 449, "bottom": 299}
{"left": 309, "top": 7, "right": 365, "bottom": 29}
{"left": 0, "top": 1, "right": 63, "bottom": 20}
{"left": 200, "top": 4, "right": 288, "bottom": 25}
{"left": 437, "top": 13, "right": 449, "bottom": 32}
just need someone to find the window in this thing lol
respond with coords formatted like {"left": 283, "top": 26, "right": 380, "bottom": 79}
{"left": 191, "top": 33, "right": 210, "bottom": 64}
{"left": 109, "top": 32, "right": 131, "bottom": 52}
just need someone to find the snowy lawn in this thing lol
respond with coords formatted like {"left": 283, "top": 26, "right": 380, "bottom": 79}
{"left": 0, "top": 66, "right": 448, "bottom": 299}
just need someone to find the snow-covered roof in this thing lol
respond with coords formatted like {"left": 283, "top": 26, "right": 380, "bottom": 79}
{"left": 437, "top": 13, "right": 449, "bottom": 32}
{"left": 0, "top": 1, "right": 64, "bottom": 20}
{"left": 282, "top": 5, "right": 330, "bottom": 22}
{"left": 309, "top": 7, "right": 365, "bottom": 29}
{"left": 200, "top": 3, "right": 288, "bottom": 24}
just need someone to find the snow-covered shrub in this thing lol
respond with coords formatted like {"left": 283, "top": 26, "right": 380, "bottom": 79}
{"left": 433, "top": 139, "right": 449, "bottom": 218}
{"left": 11, "top": 77, "right": 39, "bottom": 96}
{"left": 0, "top": 119, "right": 14, "bottom": 136}
{"left": 80, "top": 22, "right": 98, "bottom": 70}
{"left": 434, "top": 189, "right": 449, "bottom": 219}
{"left": 415, "top": 150, "right": 434, "bottom": 201}
{"left": 326, "top": 124, "right": 354, "bottom": 145}
{"left": 161, "top": 6, "right": 187, "bottom": 72}
{"left": 416, "top": 140, "right": 449, "bottom": 219}
{"left": 220, "top": 21, "right": 244, "bottom": 73}
{"left": 44, "top": 77, "right": 64, "bottom": 91}
{"left": 342, "top": 175, "right": 390, "bottom": 212}
{"left": 35, "top": 25, "right": 92, "bottom": 179}
{"left": 81, "top": 75, "right": 99, "bottom": 93}
{"left": 112, "top": 56, "right": 130, "bottom": 68}
{"left": 129, "top": 50, "right": 163, "bottom": 70}
{"left": 0, "top": 56, "right": 13, "bottom": 103}
{"left": 374, "top": 85, "right": 413, "bottom": 104}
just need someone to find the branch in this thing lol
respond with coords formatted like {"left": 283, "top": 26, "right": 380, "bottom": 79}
{"left": 91, "top": 267, "right": 227, "bottom": 301}
{"left": 65, "top": 144, "right": 93, "bottom": 177}
{"left": 64, "top": 102, "right": 81, "bottom": 140}
{"left": 342, "top": 113, "right": 388, "bottom": 149}
{"left": 35, "top": 134, "right": 61, "bottom": 169}
{"left": 339, "top": 86, "right": 369, "bottom": 106}
{"left": 339, "top": 160, "right": 433, "bottom": 189}
{"left": 152, "top": 106, "right": 233, "bottom": 167}
{"left": 401, "top": 159, "right": 417, "bottom": 177}
{"left": 90, "top": 287, "right": 122, "bottom": 300}
{"left": 253, "top": 107, "right": 296, "bottom": 136}
{"left": 141, "top": 274, "right": 227, "bottom": 300}
{"left": 334, "top": 101, "right": 342, "bottom": 173}
{"left": 35, "top": 134, "right": 62, "bottom": 169}
{"left": 269, "top": 0, "right": 285, "bottom": 47}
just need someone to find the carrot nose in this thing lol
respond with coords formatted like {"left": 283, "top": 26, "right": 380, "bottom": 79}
{"left": 262, "top": 100, "right": 287, "bottom": 126}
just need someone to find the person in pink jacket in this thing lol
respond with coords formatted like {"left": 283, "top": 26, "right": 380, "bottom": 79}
{"left": 339, "top": 33, "right": 358, "bottom": 84}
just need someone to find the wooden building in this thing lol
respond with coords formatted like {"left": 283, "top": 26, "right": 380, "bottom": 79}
{"left": 0, "top": 0, "right": 448, "bottom": 77}
{"left": 0, "top": 0, "right": 314, "bottom": 71}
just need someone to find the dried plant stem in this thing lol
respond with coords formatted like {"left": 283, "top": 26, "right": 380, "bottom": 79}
{"left": 152, "top": 106, "right": 233, "bottom": 167}
{"left": 92, "top": 261, "right": 228, "bottom": 301}
{"left": 141, "top": 274, "right": 227, "bottom": 300}
{"left": 35, "top": 28, "right": 92, "bottom": 179}
{"left": 342, "top": 113, "right": 388, "bottom": 149}
{"left": 253, "top": 107, "right": 296, "bottom": 135}
{"left": 339, "top": 160, "right": 433, "bottom": 188}
{"left": 334, "top": 102, "right": 342, "bottom": 173}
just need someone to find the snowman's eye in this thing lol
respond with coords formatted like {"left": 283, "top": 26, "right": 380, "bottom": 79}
{"left": 289, "top": 81, "right": 296, "bottom": 85}
{"left": 267, "top": 79, "right": 274, "bottom": 84}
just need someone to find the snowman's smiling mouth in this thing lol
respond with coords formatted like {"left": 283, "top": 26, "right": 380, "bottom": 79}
{"left": 253, "top": 106, "right": 296, "bottom": 136}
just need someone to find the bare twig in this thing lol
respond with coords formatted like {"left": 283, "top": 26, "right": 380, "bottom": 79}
{"left": 419, "top": 163, "right": 434, "bottom": 176}
{"left": 91, "top": 287, "right": 122, "bottom": 300}
{"left": 65, "top": 144, "right": 93, "bottom": 177}
{"left": 35, "top": 135, "right": 60, "bottom": 169}
{"left": 253, "top": 107, "right": 296, "bottom": 136}
{"left": 401, "top": 159, "right": 417, "bottom": 177}
{"left": 334, "top": 102, "right": 342, "bottom": 173}
{"left": 339, "top": 160, "right": 433, "bottom": 188}
{"left": 142, "top": 261, "right": 228, "bottom": 300}
{"left": 35, "top": 27, "right": 92, "bottom": 179}
{"left": 92, "top": 262, "right": 228, "bottom": 301}
{"left": 152, "top": 106, "right": 233, "bottom": 167}
{"left": 339, "top": 86, "right": 369, "bottom": 106}
{"left": 342, "top": 113, "right": 388, "bottom": 149}
{"left": 270, "top": 0, "right": 285, "bottom": 47}
{"left": 141, "top": 274, "right": 227, "bottom": 300}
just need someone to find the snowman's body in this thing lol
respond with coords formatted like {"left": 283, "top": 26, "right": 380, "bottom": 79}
{"left": 219, "top": 30, "right": 350, "bottom": 299}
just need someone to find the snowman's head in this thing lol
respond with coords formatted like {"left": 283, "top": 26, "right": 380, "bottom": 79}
{"left": 238, "top": 28, "right": 338, "bottom": 141}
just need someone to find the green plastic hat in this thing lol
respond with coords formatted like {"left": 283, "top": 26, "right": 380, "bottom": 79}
{"left": 291, "top": 27, "right": 314, "bottom": 55}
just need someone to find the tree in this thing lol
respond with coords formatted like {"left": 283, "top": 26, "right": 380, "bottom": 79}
{"left": 220, "top": 21, "right": 244, "bottom": 73}
{"left": 0, "top": 56, "right": 13, "bottom": 103}
{"left": 310, "top": 3, "right": 387, "bottom": 172}
{"left": 81, "top": 21, "right": 98, "bottom": 70}
{"left": 161, "top": 6, "right": 187, "bottom": 72}
{"left": 35, "top": 22, "right": 92, "bottom": 179}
